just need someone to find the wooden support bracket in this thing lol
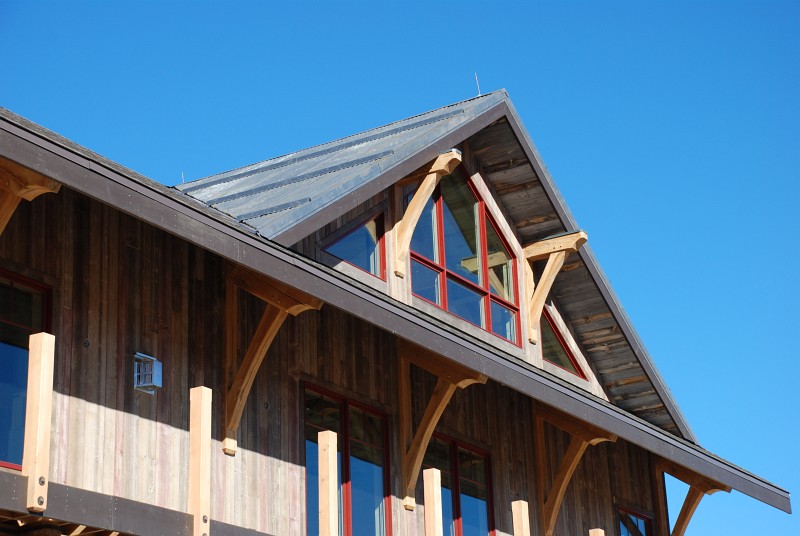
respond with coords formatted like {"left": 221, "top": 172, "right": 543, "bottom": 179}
{"left": 223, "top": 264, "right": 322, "bottom": 455}
{"left": 654, "top": 457, "right": 730, "bottom": 536}
{"left": 393, "top": 150, "right": 462, "bottom": 278}
{"left": 398, "top": 339, "right": 487, "bottom": 510}
{"left": 523, "top": 231, "right": 587, "bottom": 343}
{"left": 189, "top": 386, "right": 212, "bottom": 536}
{"left": 534, "top": 402, "right": 616, "bottom": 536}
{"left": 22, "top": 333, "right": 56, "bottom": 512}
{"left": 0, "top": 157, "right": 62, "bottom": 235}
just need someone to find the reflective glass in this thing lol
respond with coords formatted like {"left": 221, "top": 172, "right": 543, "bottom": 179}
{"left": 325, "top": 217, "right": 382, "bottom": 277}
{"left": 541, "top": 316, "right": 582, "bottom": 377}
{"left": 458, "top": 448, "right": 488, "bottom": 536}
{"left": 484, "top": 221, "right": 514, "bottom": 301}
{"left": 0, "top": 276, "right": 46, "bottom": 467}
{"left": 446, "top": 278, "right": 484, "bottom": 328}
{"left": 349, "top": 408, "right": 385, "bottom": 536}
{"left": 440, "top": 176, "right": 480, "bottom": 286}
{"left": 619, "top": 510, "right": 650, "bottom": 536}
{"left": 408, "top": 189, "right": 438, "bottom": 262}
{"left": 412, "top": 260, "right": 440, "bottom": 305}
{"left": 490, "top": 301, "right": 516, "bottom": 342}
{"left": 0, "top": 342, "right": 28, "bottom": 465}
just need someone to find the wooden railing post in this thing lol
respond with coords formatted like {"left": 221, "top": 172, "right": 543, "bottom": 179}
{"left": 22, "top": 333, "right": 55, "bottom": 512}
{"left": 589, "top": 529, "right": 605, "bottom": 536}
{"left": 423, "top": 468, "right": 443, "bottom": 536}
{"left": 189, "top": 386, "right": 212, "bottom": 536}
{"left": 318, "top": 431, "right": 338, "bottom": 536}
{"left": 512, "top": 500, "right": 531, "bottom": 536}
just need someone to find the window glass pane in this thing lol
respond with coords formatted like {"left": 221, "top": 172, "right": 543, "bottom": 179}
{"left": 412, "top": 260, "right": 441, "bottom": 305}
{"left": 349, "top": 407, "right": 385, "bottom": 536}
{"left": 446, "top": 278, "right": 484, "bottom": 328}
{"left": 0, "top": 342, "right": 28, "bottom": 466}
{"left": 325, "top": 217, "right": 382, "bottom": 277}
{"left": 490, "top": 301, "right": 516, "bottom": 342}
{"left": 484, "top": 220, "right": 514, "bottom": 302}
{"left": 440, "top": 175, "right": 480, "bottom": 286}
{"left": 408, "top": 189, "right": 438, "bottom": 262}
{"left": 619, "top": 510, "right": 650, "bottom": 536}
{"left": 0, "top": 275, "right": 46, "bottom": 468}
{"left": 423, "top": 439, "right": 455, "bottom": 536}
{"left": 541, "top": 316, "right": 582, "bottom": 377}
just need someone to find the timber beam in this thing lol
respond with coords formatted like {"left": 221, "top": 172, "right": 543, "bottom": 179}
{"left": 0, "top": 156, "right": 61, "bottom": 235}
{"left": 22, "top": 333, "right": 56, "bottom": 513}
{"left": 223, "top": 264, "right": 322, "bottom": 455}
{"left": 534, "top": 402, "right": 616, "bottom": 536}
{"left": 523, "top": 230, "right": 588, "bottom": 343}
{"left": 654, "top": 457, "right": 730, "bottom": 536}
{"left": 393, "top": 149, "right": 462, "bottom": 278}
{"left": 398, "top": 339, "right": 487, "bottom": 510}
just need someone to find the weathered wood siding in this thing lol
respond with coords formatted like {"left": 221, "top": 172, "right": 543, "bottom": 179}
{"left": 0, "top": 187, "right": 658, "bottom": 535}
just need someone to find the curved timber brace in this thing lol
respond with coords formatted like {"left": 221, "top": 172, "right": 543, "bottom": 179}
{"left": 223, "top": 263, "right": 323, "bottom": 455}
{"left": 397, "top": 339, "right": 487, "bottom": 510}
{"left": 393, "top": 149, "right": 462, "bottom": 278}
{"left": 654, "top": 457, "right": 731, "bottom": 536}
{"left": 533, "top": 402, "right": 617, "bottom": 536}
{"left": 523, "top": 230, "right": 588, "bottom": 343}
{"left": 0, "top": 155, "right": 61, "bottom": 235}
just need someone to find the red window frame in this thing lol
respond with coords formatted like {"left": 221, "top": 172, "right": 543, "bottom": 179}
{"left": 422, "top": 433, "right": 496, "bottom": 536}
{"left": 323, "top": 213, "right": 387, "bottom": 280}
{"left": 0, "top": 268, "right": 52, "bottom": 471}
{"left": 617, "top": 505, "right": 654, "bottom": 536}
{"left": 302, "top": 384, "right": 393, "bottom": 536}
{"left": 408, "top": 170, "right": 521, "bottom": 346}
{"left": 540, "top": 308, "right": 587, "bottom": 380}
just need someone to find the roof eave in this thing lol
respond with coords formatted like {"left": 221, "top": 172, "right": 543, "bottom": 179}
{"left": 0, "top": 107, "right": 789, "bottom": 514}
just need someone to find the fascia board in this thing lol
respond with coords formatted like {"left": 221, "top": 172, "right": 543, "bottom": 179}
{"left": 0, "top": 111, "right": 790, "bottom": 514}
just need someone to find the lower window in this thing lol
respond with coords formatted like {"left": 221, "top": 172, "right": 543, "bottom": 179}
{"left": 304, "top": 386, "right": 391, "bottom": 536}
{"left": 423, "top": 435, "right": 493, "bottom": 536}
{"left": 0, "top": 270, "right": 50, "bottom": 469}
{"left": 618, "top": 506, "right": 653, "bottom": 536}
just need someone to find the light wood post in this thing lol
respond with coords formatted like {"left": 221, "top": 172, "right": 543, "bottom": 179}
{"left": 318, "top": 431, "right": 338, "bottom": 536}
{"left": 189, "top": 386, "right": 212, "bottom": 536}
{"left": 423, "top": 468, "right": 443, "bottom": 536}
{"left": 512, "top": 500, "right": 531, "bottom": 536}
{"left": 589, "top": 529, "right": 605, "bottom": 536}
{"left": 22, "top": 333, "right": 55, "bottom": 512}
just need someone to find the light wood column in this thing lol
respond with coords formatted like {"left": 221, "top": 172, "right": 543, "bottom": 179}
{"left": 423, "top": 468, "right": 443, "bottom": 536}
{"left": 512, "top": 500, "right": 531, "bottom": 536}
{"left": 189, "top": 386, "right": 212, "bottom": 536}
{"left": 318, "top": 431, "right": 338, "bottom": 536}
{"left": 22, "top": 333, "right": 55, "bottom": 512}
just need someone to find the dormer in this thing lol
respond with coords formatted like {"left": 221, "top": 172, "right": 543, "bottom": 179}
{"left": 175, "top": 91, "right": 689, "bottom": 438}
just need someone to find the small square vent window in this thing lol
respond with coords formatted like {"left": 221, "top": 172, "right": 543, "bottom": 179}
{"left": 134, "top": 352, "right": 162, "bottom": 394}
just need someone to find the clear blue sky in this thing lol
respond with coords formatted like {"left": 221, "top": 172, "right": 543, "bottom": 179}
{"left": 1, "top": 1, "right": 797, "bottom": 534}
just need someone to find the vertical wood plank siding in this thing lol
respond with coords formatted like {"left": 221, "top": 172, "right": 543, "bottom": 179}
{"left": 0, "top": 188, "right": 656, "bottom": 535}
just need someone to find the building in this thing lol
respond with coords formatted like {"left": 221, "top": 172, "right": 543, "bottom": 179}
{"left": 0, "top": 91, "right": 791, "bottom": 535}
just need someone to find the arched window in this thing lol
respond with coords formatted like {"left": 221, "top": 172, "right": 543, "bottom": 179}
{"left": 407, "top": 170, "right": 519, "bottom": 344}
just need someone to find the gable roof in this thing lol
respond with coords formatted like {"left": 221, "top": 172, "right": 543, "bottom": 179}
{"left": 175, "top": 92, "right": 507, "bottom": 242}
{"left": 0, "top": 103, "right": 790, "bottom": 513}
{"left": 179, "top": 90, "right": 694, "bottom": 441}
